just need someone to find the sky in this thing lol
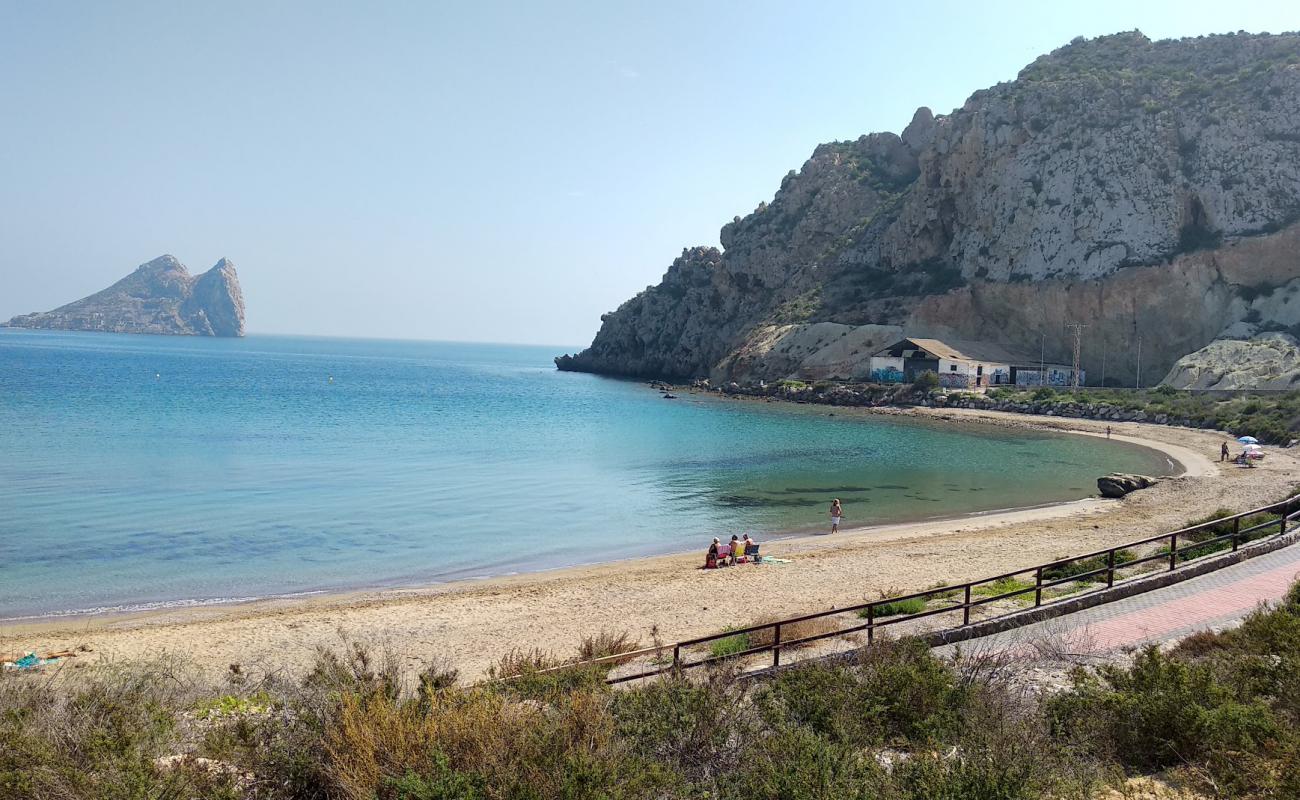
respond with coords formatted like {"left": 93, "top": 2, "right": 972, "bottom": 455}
{"left": 3, "top": 1, "right": 1299, "bottom": 347}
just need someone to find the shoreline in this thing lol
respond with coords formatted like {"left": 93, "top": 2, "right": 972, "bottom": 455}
{"left": 1, "top": 408, "right": 1187, "bottom": 628}
{"left": 4, "top": 409, "right": 1282, "bottom": 681}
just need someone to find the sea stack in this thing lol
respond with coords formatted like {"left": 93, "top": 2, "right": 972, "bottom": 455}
{"left": 3, "top": 255, "right": 246, "bottom": 336}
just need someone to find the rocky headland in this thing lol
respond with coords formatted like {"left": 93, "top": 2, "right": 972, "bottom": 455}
{"left": 4, "top": 255, "right": 245, "bottom": 336}
{"left": 558, "top": 32, "right": 1300, "bottom": 387}
{"left": 1163, "top": 332, "right": 1300, "bottom": 389}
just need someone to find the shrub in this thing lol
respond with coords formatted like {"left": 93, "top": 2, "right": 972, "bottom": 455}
{"left": 748, "top": 615, "right": 841, "bottom": 649}
{"left": 973, "top": 577, "right": 1036, "bottom": 603}
{"left": 0, "top": 659, "right": 241, "bottom": 799}
{"left": 575, "top": 629, "right": 641, "bottom": 663}
{"left": 913, "top": 370, "right": 940, "bottom": 393}
{"left": 1047, "top": 646, "right": 1282, "bottom": 775}
{"left": 1042, "top": 549, "right": 1136, "bottom": 584}
{"left": 611, "top": 669, "right": 744, "bottom": 784}
{"left": 860, "top": 596, "right": 927, "bottom": 618}
{"left": 708, "top": 627, "right": 752, "bottom": 658}
{"left": 753, "top": 640, "right": 969, "bottom": 748}
{"left": 718, "top": 728, "right": 882, "bottom": 800}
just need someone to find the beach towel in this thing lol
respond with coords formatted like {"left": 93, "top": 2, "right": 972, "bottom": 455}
{"left": 760, "top": 557, "right": 793, "bottom": 564}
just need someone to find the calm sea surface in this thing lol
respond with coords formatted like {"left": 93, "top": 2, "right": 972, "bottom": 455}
{"left": 0, "top": 330, "right": 1173, "bottom": 619}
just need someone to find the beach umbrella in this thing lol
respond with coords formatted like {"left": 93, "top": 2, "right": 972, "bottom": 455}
{"left": 1238, "top": 436, "right": 1259, "bottom": 444}
{"left": 1243, "top": 443, "right": 1263, "bottom": 451}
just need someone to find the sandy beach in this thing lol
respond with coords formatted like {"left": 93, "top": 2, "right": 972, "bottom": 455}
{"left": 4, "top": 408, "right": 1296, "bottom": 681}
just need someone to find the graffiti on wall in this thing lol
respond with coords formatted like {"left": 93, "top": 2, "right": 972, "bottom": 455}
{"left": 938, "top": 372, "right": 970, "bottom": 388}
{"left": 1015, "top": 369, "right": 1084, "bottom": 387}
{"left": 870, "top": 367, "right": 905, "bottom": 384}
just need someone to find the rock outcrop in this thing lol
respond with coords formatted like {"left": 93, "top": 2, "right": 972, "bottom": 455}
{"left": 1162, "top": 333, "right": 1300, "bottom": 389}
{"left": 1097, "top": 473, "right": 1158, "bottom": 498}
{"left": 559, "top": 32, "right": 1300, "bottom": 386}
{"left": 4, "top": 255, "right": 245, "bottom": 336}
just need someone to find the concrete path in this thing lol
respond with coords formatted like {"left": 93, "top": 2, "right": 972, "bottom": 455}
{"left": 937, "top": 542, "right": 1300, "bottom": 658}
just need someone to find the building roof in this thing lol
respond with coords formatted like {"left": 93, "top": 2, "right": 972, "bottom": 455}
{"left": 874, "top": 337, "right": 1065, "bottom": 367}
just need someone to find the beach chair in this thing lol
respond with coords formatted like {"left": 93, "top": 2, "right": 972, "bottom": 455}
{"left": 744, "top": 543, "right": 761, "bottom": 563}
{"left": 716, "top": 544, "right": 731, "bottom": 566}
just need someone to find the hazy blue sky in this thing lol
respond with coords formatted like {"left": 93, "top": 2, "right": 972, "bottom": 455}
{"left": 3, "top": 1, "right": 1299, "bottom": 346}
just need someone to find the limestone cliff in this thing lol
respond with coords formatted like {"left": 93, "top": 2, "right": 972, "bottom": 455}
{"left": 1162, "top": 333, "right": 1300, "bottom": 389}
{"left": 4, "top": 255, "right": 246, "bottom": 337}
{"left": 558, "top": 32, "right": 1300, "bottom": 385}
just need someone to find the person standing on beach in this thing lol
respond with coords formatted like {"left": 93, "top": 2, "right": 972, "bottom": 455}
{"left": 829, "top": 498, "right": 843, "bottom": 534}
{"left": 1106, "top": 425, "right": 1112, "bottom": 439}
{"left": 1221, "top": 442, "right": 1230, "bottom": 462}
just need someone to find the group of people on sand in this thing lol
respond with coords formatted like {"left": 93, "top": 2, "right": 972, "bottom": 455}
{"left": 704, "top": 498, "right": 848, "bottom": 565}
{"left": 706, "top": 533, "right": 758, "bottom": 566}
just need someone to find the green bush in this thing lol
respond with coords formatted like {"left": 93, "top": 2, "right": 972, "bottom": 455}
{"left": 973, "top": 577, "right": 1035, "bottom": 603}
{"left": 753, "top": 641, "right": 969, "bottom": 749}
{"left": 1048, "top": 646, "right": 1285, "bottom": 782}
{"left": 860, "top": 596, "right": 927, "bottom": 617}
{"left": 1042, "top": 549, "right": 1136, "bottom": 583}
{"left": 913, "top": 371, "right": 940, "bottom": 393}
{"left": 708, "top": 627, "right": 752, "bottom": 658}
{"left": 718, "top": 728, "right": 882, "bottom": 800}
{"left": 612, "top": 672, "right": 741, "bottom": 783}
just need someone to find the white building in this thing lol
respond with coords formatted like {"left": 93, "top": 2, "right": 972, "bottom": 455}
{"left": 868, "top": 337, "right": 1081, "bottom": 389}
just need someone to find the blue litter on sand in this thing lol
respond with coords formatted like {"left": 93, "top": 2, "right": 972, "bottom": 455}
{"left": 4, "top": 653, "right": 60, "bottom": 670}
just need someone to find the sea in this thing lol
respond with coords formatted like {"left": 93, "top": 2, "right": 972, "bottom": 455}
{"left": 0, "top": 329, "right": 1174, "bottom": 620}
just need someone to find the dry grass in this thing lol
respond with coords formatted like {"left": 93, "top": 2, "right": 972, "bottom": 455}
{"left": 575, "top": 629, "right": 642, "bottom": 663}
{"left": 748, "top": 614, "right": 842, "bottom": 648}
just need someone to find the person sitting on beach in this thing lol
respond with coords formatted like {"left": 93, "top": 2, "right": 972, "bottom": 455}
{"left": 742, "top": 533, "right": 758, "bottom": 561}
{"left": 728, "top": 534, "right": 742, "bottom": 565}
{"left": 829, "top": 499, "right": 843, "bottom": 534}
{"left": 706, "top": 537, "right": 720, "bottom": 567}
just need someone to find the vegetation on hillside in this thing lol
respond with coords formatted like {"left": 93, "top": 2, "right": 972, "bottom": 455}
{"left": 983, "top": 386, "right": 1300, "bottom": 444}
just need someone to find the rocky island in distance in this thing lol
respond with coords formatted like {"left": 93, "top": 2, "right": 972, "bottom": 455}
{"left": 3, "top": 254, "right": 245, "bottom": 337}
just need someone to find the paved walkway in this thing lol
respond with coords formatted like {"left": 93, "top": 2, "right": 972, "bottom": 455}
{"left": 937, "top": 541, "right": 1300, "bottom": 658}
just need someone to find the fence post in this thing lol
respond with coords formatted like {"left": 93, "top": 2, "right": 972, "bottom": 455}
{"left": 962, "top": 584, "right": 971, "bottom": 626}
{"left": 1034, "top": 567, "right": 1043, "bottom": 606}
{"left": 867, "top": 604, "right": 875, "bottom": 645}
{"left": 1169, "top": 533, "right": 1178, "bottom": 570}
{"left": 1233, "top": 516, "right": 1241, "bottom": 551}
{"left": 672, "top": 644, "right": 680, "bottom": 672}
{"left": 773, "top": 623, "right": 781, "bottom": 668}
{"left": 1106, "top": 549, "right": 1115, "bottom": 588}
{"left": 1281, "top": 509, "right": 1289, "bottom": 537}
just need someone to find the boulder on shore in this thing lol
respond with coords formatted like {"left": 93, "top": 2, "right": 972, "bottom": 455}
{"left": 1097, "top": 473, "right": 1157, "bottom": 499}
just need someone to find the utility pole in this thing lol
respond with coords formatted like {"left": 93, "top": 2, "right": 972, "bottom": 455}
{"left": 1067, "top": 323, "right": 1088, "bottom": 389}
{"left": 1101, "top": 339, "right": 1107, "bottom": 388}
{"left": 1135, "top": 336, "right": 1142, "bottom": 390}
{"left": 1039, "top": 333, "right": 1046, "bottom": 387}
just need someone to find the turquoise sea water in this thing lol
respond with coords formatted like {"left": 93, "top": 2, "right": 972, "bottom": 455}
{"left": 0, "top": 330, "right": 1173, "bottom": 619}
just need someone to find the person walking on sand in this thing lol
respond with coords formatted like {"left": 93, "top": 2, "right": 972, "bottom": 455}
{"left": 1221, "top": 442, "right": 1230, "bottom": 462}
{"left": 829, "top": 498, "right": 843, "bottom": 534}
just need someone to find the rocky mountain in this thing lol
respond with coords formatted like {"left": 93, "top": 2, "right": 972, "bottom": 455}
{"left": 1162, "top": 333, "right": 1300, "bottom": 389}
{"left": 4, "top": 255, "right": 245, "bottom": 337}
{"left": 558, "top": 32, "right": 1300, "bottom": 386}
